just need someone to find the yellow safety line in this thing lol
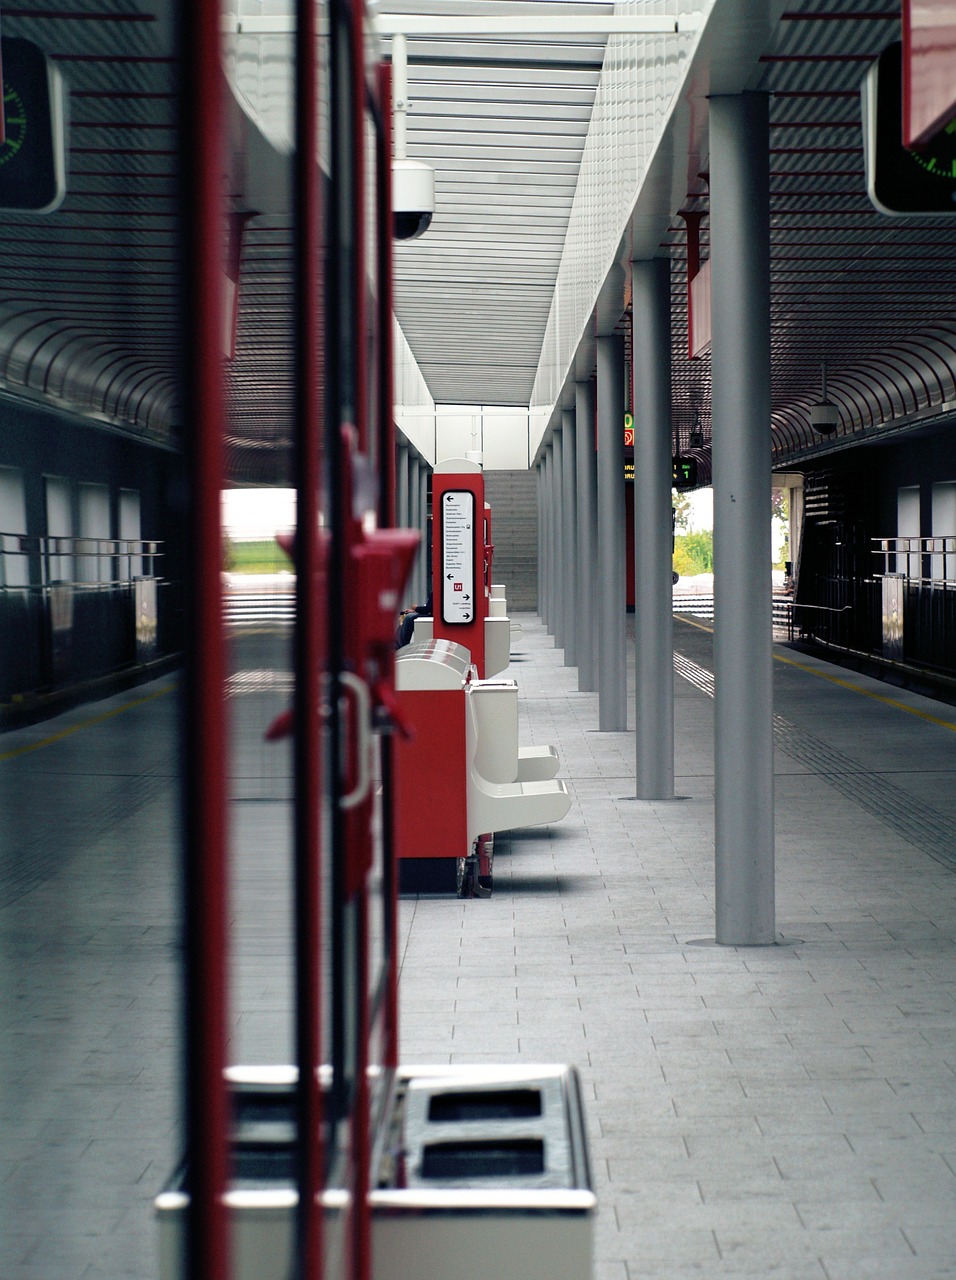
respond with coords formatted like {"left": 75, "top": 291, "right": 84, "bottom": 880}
{"left": 674, "top": 613, "right": 956, "bottom": 734}
{"left": 0, "top": 685, "right": 173, "bottom": 763}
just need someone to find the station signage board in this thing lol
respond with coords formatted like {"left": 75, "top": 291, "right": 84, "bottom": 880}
{"left": 440, "top": 489, "right": 475, "bottom": 624}
{"left": 672, "top": 456, "right": 698, "bottom": 489}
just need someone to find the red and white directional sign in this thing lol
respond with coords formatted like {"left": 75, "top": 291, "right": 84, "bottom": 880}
{"left": 441, "top": 489, "right": 475, "bottom": 623}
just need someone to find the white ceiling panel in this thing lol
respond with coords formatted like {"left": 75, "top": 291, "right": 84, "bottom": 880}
{"left": 379, "top": 0, "right": 615, "bottom": 405}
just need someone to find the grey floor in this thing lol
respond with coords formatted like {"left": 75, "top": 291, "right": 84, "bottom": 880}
{"left": 1, "top": 614, "right": 955, "bottom": 1278}
{"left": 397, "top": 616, "right": 956, "bottom": 1280}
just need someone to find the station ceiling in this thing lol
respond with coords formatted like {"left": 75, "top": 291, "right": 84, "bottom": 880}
{"left": 0, "top": 1, "right": 953, "bottom": 481}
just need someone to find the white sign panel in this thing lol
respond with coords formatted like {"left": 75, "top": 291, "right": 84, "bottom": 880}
{"left": 441, "top": 489, "right": 475, "bottom": 624}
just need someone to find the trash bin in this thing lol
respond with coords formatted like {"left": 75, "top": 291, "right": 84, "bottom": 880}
{"left": 155, "top": 1064, "right": 595, "bottom": 1280}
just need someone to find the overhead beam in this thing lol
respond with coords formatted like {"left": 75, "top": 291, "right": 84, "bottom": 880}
{"left": 233, "top": 16, "right": 693, "bottom": 37}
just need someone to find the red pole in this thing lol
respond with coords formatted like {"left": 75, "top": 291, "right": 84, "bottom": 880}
{"left": 293, "top": 0, "right": 325, "bottom": 1275}
{"left": 179, "top": 0, "right": 229, "bottom": 1277}
{"left": 351, "top": 0, "right": 368, "bottom": 454}
{"left": 376, "top": 59, "right": 400, "bottom": 1075}
{"left": 348, "top": 18, "right": 372, "bottom": 1280}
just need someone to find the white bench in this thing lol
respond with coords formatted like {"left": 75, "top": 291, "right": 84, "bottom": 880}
{"left": 464, "top": 684, "right": 570, "bottom": 845}
{"left": 468, "top": 680, "right": 560, "bottom": 784}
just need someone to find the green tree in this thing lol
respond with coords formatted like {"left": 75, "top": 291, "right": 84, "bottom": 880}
{"left": 673, "top": 529, "right": 713, "bottom": 576}
{"left": 672, "top": 490, "right": 692, "bottom": 531}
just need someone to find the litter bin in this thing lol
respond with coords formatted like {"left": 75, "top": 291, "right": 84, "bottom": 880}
{"left": 155, "top": 1064, "right": 595, "bottom": 1280}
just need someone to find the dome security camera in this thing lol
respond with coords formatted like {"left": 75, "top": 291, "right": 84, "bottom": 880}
{"left": 810, "top": 401, "right": 839, "bottom": 434}
{"left": 392, "top": 158, "right": 434, "bottom": 240}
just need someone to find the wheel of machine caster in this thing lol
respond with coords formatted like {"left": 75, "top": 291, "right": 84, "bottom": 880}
{"left": 456, "top": 856, "right": 468, "bottom": 897}
{"left": 458, "top": 855, "right": 492, "bottom": 899}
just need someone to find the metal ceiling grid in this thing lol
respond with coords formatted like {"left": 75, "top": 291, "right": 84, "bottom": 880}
{"left": 0, "top": 2, "right": 307, "bottom": 480}
{"left": 662, "top": 0, "right": 956, "bottom": 473}
{"left": 378, "top": 0, "right": 613, "bottom": 406}
{"left": 0, "top": 1, "right": 183, "bottom": 439}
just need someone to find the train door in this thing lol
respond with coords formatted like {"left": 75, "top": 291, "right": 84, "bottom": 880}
{"left": 174, "top": 2, "right": 407, "bottom": 1278}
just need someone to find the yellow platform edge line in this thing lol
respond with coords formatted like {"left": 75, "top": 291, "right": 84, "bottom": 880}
{"left": 0, "top": 685, "right": 174, "bottom": 763}
{"left": 675, "top": 613, "right": 956, "bottom": 734}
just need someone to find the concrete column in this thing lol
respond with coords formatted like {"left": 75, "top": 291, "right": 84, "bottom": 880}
{"left": 710, "top": 92, "right": 775, "bottom": 946}
{"left": 596, "top": 335, "right": 626, "bottom": 731}
{"left": 551, "top": 426, "right": 565, "bottom": 649}
{"left": 537, "top": 459, "right": 547, "bottom": 619}
{"left": 419, "top": 462, "right": 430, "bottom": 602}
{"left": 396, "top": 441, "right": 410, "bottom": 529}
{"left": 631, "top": 257, "right": 674, "bottom": 799}
{"left": 408, "top": 454, "right": 421, "bottom": 600}
{"left": 575, "top": 379, "right": 597, "bottom": 691}
{"left": 541, "top": 448, "right": 551, "bottom": 629}
{"left": 561, "top": 407, "right": 578, "bottom": 666}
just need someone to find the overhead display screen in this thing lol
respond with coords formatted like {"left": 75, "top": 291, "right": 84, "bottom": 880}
{"left": 864, "top": 41, "right": 956, "bottom": 216}
{"left": 441, "top": 489, "right": 475, "bottom": 623}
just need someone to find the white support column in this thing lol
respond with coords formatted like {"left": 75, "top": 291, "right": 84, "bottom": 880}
{"left": 408, "top": 453, "right": 421, "bottom": 599}
{"left": 710, "top": 93, "right": 775, "bottom": 946}
{"left": 396, "top": 441, "right": 410, "bottom": 529}
{"left": 536, "top": 460, "right": 544, "bottom": 619}
{"left": 575, "top": 379, "right": 597, "bottom": 691}
{"left": 542, "top": 446, "right": 552, "bottom": 630}
{"left": 631, "top": 257, "right": 674, "bottom": 799}
{"left": 418, "top": 461, "right": 429, "bottom": 602}
{"left": 552, "top": 425, "right": 565, "bottom": 650}
{"left": 561, "top": 407, "right": 578, "bottom": 667}
{"left": 596, "top": 335, "right": 627, "bottom": 731}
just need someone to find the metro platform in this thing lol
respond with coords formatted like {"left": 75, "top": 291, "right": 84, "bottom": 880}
{"left": 2, "top": 614, "right": 956, "bottom": 1279}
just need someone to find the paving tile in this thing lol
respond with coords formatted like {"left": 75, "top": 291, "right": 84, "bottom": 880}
{"left": 5, "top": 618, "right": 956, "bottom": 1279}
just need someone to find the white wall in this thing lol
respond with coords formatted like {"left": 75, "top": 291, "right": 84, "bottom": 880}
{"left": 78, "top": 482, "right": 111, "bottom": 583}
{"left": 46, "top": 476, "right": 73, "bottom": 582}
{"left": 897, "top": 486, "right": 921, "bottom": 578}
{"left": 931, "top": 482, "right": 956, "bottom": 580}
{"left": 0, "top": 466, "right": 28, "bottom": 587}
{"left": 119, "top": 488, "right": 142, "bottom": 578}
{"left": 432, "top": 405, "right": 529, "bottom": 470}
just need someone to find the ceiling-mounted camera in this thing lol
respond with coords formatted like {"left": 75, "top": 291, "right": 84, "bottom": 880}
{"left": 393, "top": 158, "right": 435, "bottom": 240}
{"left": 809, "top": 361, "right": 840, "bottom": 434}
{"left": 390, "top": 32, "right": 435, "bottom": 240}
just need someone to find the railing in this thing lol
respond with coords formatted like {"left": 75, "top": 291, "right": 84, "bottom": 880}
{"left": 873, "top": 535, "right": 956, "bottom": 582}
{"left": 672, "top": 589, "right": 794, "bottom": 633}
{"left": 0, "top": 532, "right": 161, "bottom": 588}
{"left": 0, "top": 533, "right": 166, "bottom": 705}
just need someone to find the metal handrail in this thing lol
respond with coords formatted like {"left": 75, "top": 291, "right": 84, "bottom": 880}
{"left": 0, "top": 532, "right": 162, "bottom": 589}
{"left": 873, "top": 535, "right": 956, "bottom": 582}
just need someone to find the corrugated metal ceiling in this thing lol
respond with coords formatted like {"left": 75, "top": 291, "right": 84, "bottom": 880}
{"left": 663, "top": 0, "right": 956, "bottom": 468}
{"left": 0, "top": 2, "right": 953, "bottom": 481}
{"left": 378, "top": 0, "right": 612, "bottom": 406}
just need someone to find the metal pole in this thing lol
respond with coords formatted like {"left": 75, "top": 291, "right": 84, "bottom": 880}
{"left": 710, "top": 93, "right": 775, "bottom": 946}
{"left": 552, "top": 428, "right": 565, "bottom": 648}
{"left": 631, "top": 258, "right": 674, "bottom": 799}
{"left": 541, "top": 447, "right": 551, "bottom": 629}
{"left": 396, "top": 440, "right": 410, "bottom": 528}
{"left": 419, "top": 461, "right": 429, "bottom": 602}
{"left": 537, "top": 460, "right": 545, "bottom": 619}
{"left": 596, "top": 335, "right": 627, "bottom": 730}
{"left": 179, "top": 0, "right": 230, "bottom": 1275}
{"left": 561, "top": 407, "right": 578, "bottom": 666}
{"left": 575, "top": 378, "right": 597, "bottom": 691}
{"left": 406, "top": 451, "right": 418, "bottom": 595}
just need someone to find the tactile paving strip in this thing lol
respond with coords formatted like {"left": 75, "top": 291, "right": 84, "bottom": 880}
{"left": 675, "top": 650, "right": 956, "bottom": 872}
